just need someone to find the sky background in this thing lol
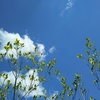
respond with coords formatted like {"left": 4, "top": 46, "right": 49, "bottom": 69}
{"left": 0, "top": 0, "right": 100, "bottom": 99}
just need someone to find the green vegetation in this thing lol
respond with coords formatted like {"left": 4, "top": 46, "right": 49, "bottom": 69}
{"left": 0, "top": 38, "right": 99, "bottom": 100}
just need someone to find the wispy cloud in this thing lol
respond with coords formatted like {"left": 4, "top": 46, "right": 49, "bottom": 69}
{"left": 0, "top": 69, "right": 44, "bottom": 98}
{"left": 61, "top": 0, "right": 74, "bottom": 16}
{"left": 0, "top": 29, "right": 46, "bottom": 61}
{"left": 49, "top": 46, "right": 56, "bottom": 54}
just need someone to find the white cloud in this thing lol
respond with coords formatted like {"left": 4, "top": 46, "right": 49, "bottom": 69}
{"left": 0, "top": 29, "right": 46, "bottom": 61}
{"left": 61, "top": 0, "right": 74, "bottom": 16}
{"left": 0, "top": 29, "right": 58, "bottom": 99}
{"left": 49, "top": 46, "right": 56, "bottom": 54}
{"left": 0, "top": 69, "right": 44, "bottom": 98}
{"left": 0, "top": 29, "right": 46, "bottom": 98}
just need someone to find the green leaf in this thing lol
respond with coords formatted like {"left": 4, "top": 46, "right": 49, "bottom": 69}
{"left": 34, "top": 46, "right": 37, "bottom": 52}
{"left": 77, "top": 54, "right": 83, "bottom": 59}
{"left": 30, "top": 75, "right": 34, "bottom": 80}
{"left": 94, "top": 80, "right": 98, "bottom": 83}
{"left": 89, "top": 58, "right": 94, "bottom": 65}
{"left": 7, "top": 80, "right": 11, "bottom": 84}
{"left": 61, "top": 77, "right": 66, "bottom": 81}
{"left": 20, "top": 43, "right": 24, "bottom": 47}
{"left": 21, "top": 75, "right": 25, "bottom": 79}
{"left": 86, "top": 38, "right": 90, "bottom": 42}
{"left": 43, "top": 90, "right": 47, "bottom": 96}
{"left": 86, "top": 43, "right": 92, "bottom": 49}
{"left": 75, "top": 73, "right": 81, "bottom": 79}
{"left": 54, "top": 69, "right": 60, "bottom": 75}
{"left": 40, "top": 62, "right": 46, "bottom": 66}
{"left": 7, "top": 42, "right": 10, "bottom": 45}
{"left": 90, "top": 97, "right": 95, "bottom": 100}
{"left": 98, "top": 63, "right": 100, "bottom": 69}
{"left": 39, "top": 76, "right": 46, "bottom": 82}
{"left": 85, "top": 50, "right": 90, "bottom": 56}
{"left": 9, "top": 44, "right": 12, "bottom": 49}
{"left": 38, "top": 67, "right": 43, "bottom": 72}
{"left": 25, "top": 65, "right": 30, "bottom": 71}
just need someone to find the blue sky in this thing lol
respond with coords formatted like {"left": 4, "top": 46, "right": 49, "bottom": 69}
{"left": 0, "top": 0, "right": 100, "bottom": 99}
